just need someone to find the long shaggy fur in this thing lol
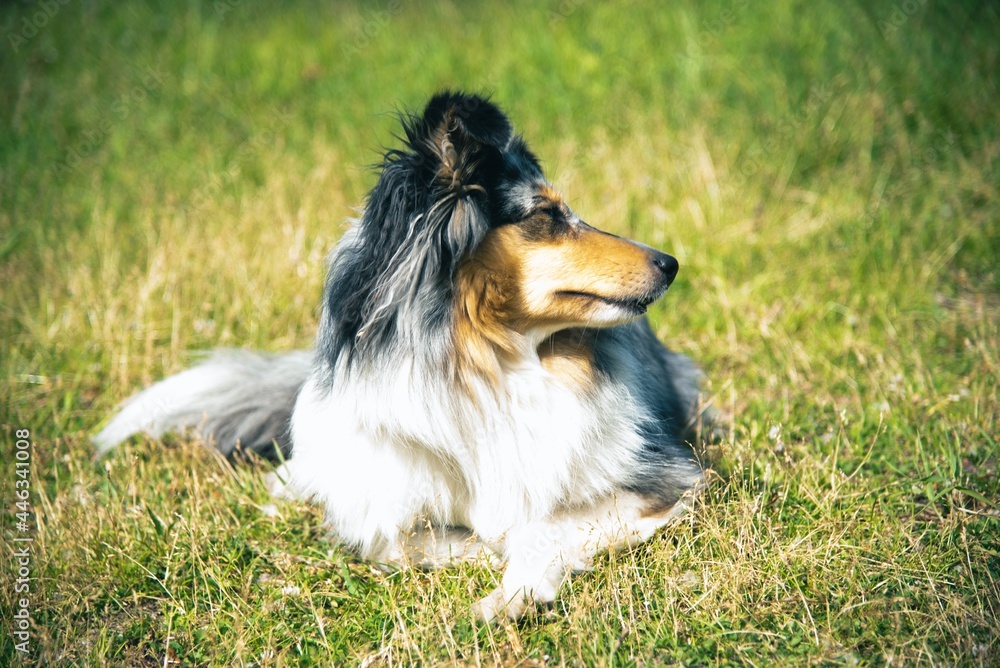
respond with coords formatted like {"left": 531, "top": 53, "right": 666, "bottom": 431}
{"left": 96, "top": 91, "right": 709, "bottom": 622}
{"left": 94, "top": 351, "right": 311, "bottom": 459}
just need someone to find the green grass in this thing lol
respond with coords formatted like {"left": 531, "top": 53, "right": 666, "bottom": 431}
{"left": 2, "top": 0, "right": 998, "bottom": 665}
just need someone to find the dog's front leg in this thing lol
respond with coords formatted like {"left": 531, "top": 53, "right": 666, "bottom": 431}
{"left": 383, "top": 526, "right": 500, "bottom": 570}
{"left": 472, "top": 489, "right": 699, "bottom": 623}
{"left": 472, "top": 521, "right": 570, "bottom": 623}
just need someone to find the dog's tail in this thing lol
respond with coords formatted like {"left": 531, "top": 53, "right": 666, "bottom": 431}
{"left": 93, "top": 350, "right": 313, "bottom": 460}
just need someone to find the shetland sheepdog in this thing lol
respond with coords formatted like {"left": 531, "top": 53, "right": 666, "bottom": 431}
{"left": 95, "top": 92, "right": 707, "bottom": 622}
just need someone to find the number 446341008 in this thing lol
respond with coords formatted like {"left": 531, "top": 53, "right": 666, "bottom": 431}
{"left": 14, "top": 428, "right": 31, "bottom": 527}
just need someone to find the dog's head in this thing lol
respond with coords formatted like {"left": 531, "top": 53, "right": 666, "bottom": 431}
{"left": 321, "top": 92, "right": 678, "bottom": 371}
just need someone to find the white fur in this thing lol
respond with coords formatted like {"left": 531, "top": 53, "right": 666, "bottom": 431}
{"left": 93, "top": 363, "right": 237, "bottom": 454}
{"left": 276, "top": 342, "right": 699, "bottom": 620}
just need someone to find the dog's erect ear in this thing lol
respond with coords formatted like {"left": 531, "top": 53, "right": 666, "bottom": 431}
{"left": 419, "top": 91, "right": 512, "bottom": 149}
{"left": 321, "top": 93, "right": 514, "bottom": 365}
{"left": 407, "top": 91, "right": 513, "bottom": 186}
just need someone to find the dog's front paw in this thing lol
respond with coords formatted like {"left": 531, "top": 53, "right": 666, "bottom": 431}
{"left": 472, "top": 587, "right": 528, "bottom": 624}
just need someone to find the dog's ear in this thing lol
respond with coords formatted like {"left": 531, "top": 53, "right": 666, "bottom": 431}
{"left": 322, "top": 93, "right": 515, "bottom": 364}
{"left": 408, "top": 91, "right": 512, "bottom": 187}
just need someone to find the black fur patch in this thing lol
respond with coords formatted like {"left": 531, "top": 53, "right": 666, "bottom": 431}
{"left": 318, "top": 92, "right": 543, "bottom": 372}
{"left": 591, "top": 321, "right": 705, "bottom": 505}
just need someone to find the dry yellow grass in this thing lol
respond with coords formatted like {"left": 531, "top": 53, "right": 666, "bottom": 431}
{"left": 2, "top": 0, "right": 998, "bottom": 665}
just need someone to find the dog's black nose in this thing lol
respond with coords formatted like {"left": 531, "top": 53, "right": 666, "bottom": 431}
{"left": 652, "top": 252, "right": 679, "bottom": 284}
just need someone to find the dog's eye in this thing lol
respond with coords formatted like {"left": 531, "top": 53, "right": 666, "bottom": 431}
{"left": 546, "top": 208, "right": 577, "bottom": 236}
{"left": 544, "top": 205, "right": 565, "bottom": 223}
{"left": 517, "top": 205, "right": 571, "bottom": 240}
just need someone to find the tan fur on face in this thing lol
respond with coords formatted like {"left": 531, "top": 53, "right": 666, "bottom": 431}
{"left": 452, "top": 228, "right": 523, "bottom": 385}
{"left": 453, "top": 198, "right": 663, "bottom": 388}
{"left": 537, "top": 329, "right": 598, "bottom": 391}
{"left": 516, "top": 222, "right": 658, "bottom": 331}
{"left": 536, "top": 184, "right": 565, "bottom": 207}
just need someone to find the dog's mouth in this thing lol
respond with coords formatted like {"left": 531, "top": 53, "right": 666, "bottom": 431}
{"left": 557, "top": 290, "right": 663, "bottom": 315}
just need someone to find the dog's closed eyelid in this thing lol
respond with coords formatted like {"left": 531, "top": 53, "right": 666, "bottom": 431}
{"left": 542, "top": 207, "right": 575, "bottom": 232}
{"left": 521, "top": 204, "right": 555, "bottom": 222}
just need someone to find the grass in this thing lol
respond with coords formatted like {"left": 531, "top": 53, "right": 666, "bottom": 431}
{"left": 1, "top": 0, "right": 998, "bottom": 665}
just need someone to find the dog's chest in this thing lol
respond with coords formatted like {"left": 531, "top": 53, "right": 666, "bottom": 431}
{"left": 388, "top": 362, "right": 650, "bottom": 515}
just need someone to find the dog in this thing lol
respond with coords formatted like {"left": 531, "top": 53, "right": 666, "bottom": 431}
{"left": 95, "top": 91, "right": 707, "bottom": 622}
